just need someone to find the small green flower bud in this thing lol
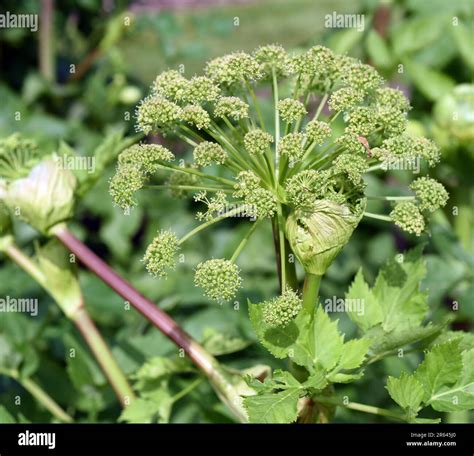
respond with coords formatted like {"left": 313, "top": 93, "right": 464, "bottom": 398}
{"left": 182, "top": 76, "right": 220, "bottom": 103}
{"left": 278, "top": 133, "right": 305, "bottom": 166}
{"left": 143, "top": 230, "right": 179, "bottom": 278}
{"left": 305, "top": 120, "right": 332, "bottom": 145}
{"left": 109, "top": 163, "right": 146, "bottom": 210}
{"left": 118, "top": 144, "right": 174, "bottom": 174}
{"left": 286, "top": 199, "right": 365, "bottom": 275}
{"left": 194, "top": 190, "right": 228, "bottom": 221}
{"left": 205, "top": 52, "right": 262, "bottom": 85}
{"left": 254, "top": 44, "right": 294, "bottom": 77}
{"left": 375, "top": 87, "right": 410, "bottom": 113}
{"left": 152, "top": 70, "right": 189, "bottom": 101}
{"left": 345, "top": 106, "right": 377, "bottom": 137}
{"left": 262, "top": 288, "right": 302, "bottom": 327}
{"left": 214, "top": 97, "right": 249, "bottom": 120}
{"left": 233, "top": 171, "right": 277, "bottom": 219}
{"left": 285, "top": 170, "right": 323, "bottom": 210}
{"left": 194, "top": 258, "right": 242, "bottom": 301}
{"left": 0, "top": 134, "right": 39, "bottom": 180}
{"left": 390, "top": 201, "right": 425, "bottom": 236}
{"left": 1, "top": 160, "right": 77, "bottom": 234}
{"left": 180, "top": 105, "right": 211, "bottom": 130}
{"left": 328, "top": 87, "right": 364, "bottom": 112}
{"left": 334, "top": 153, "right": 368, "bottom": 185}
{"left": 335, "top": 134, "right": 367, "bottom": 155}
{"left": 410, "top": 177, "right": 449, "bottom": 213}
{"left": 136, "top": 96, "right": 182, "bottom": 134}
{"left": 277, "top": 98, "right": 307, "bottom": 123}
{"left": 193, "top": 142, "right": 226, "bottom": 167}
{"left": 293, "top": 46, "right": 338, "bottom": 85}
{"left": 342, "top": 60, "right": 383, "bottom": 92}
{"left": 244, "top": 129, "right": 274, "bottom": 155}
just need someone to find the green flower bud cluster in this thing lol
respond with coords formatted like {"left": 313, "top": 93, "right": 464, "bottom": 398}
{"left": 410, "top": 177, "right": 448, "bottom": 213}
{"left": 142, "top": 229, "right": 179, "bottom": 278}
{"left": 328, "top": 87, "right": 364, "bottom": 113}
{"left": 233, "top": 171, "right": 277, "bottom": 219}
{"left": 345, "top": 106, "right": 378, "bottom": 137}
{"left": 304, "top": 120, "right": 332, "bottom": 145}
{"left": 262, "top": 288, "right": 302, "bottom": 327}
{"left": 278, "top": 133, "right": 305, "bottom": 166}
{"left": 336, "top": 134, "right": 368, "bottom": 155}
{"left": 244, "top": 129, "right": 274, "bottom": 155}
{"left": 182, "top": 76, "right": 220, "bottom": 103}
{"left": 118, "top": 144, "right": 175, "bottom": 174}
{"left": 334, "top": 153, "right": 368, "bottom": 185}
{"left": 285, "top": 170, "right": 325, "bottom": 209}
{"left": 372, "top": 135, "right": 440, "bottom": 167}
{"left": 390, "top": 202, "right": 425, "bottom": 236}
{"left": 194, "top": 258, "right": 242, "bottom": 301}
{"left": 0, "top": 133, "right": 39, "bottom": 180}
{"left": 205, "top": 52, "right": 262, "bottom": 85}
{"left": 293, "top": 45, "right": 339, "bottom": 88}
{"left": 214, "top": 97, "right": 249, "bottom": 120}
{"left": 136, "top": 96, "right": 182, "bottom": 134}
{"left": 341, "top": 59, "right": 383, "bottom": 93}
{"left": 193, "top": 142, "right": 226, "bottom": 167}
{"left": 254, "top": 44, "right": 294, "bottom": 77}
{"left": 277, "top": 98, "right": 307, "bottom": 123}
{"left": 152, "top": 70, "right": 189, "bottom": 101}
{"left": 111, "top": 143, "right": 175, "bottom": 210}
{"left": 180, "top": 105, "right": 211, "bottom": 130}
{"left": 194, "top": 190, "right": 228, "bottom": 221}
{"left": 109, "top": 163, "right": 146, "bottom": 210}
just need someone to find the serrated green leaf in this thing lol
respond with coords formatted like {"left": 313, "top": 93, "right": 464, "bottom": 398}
{"left": 307, "top": 307, "right": 344, "bottom": 371}
{"left": 338, "top": 338, "right": 372, "bottom": 370}
{"left": 345, "top": 269, "right": 383, "bottom": 332}
{"left": 248, "top": 299, "right": 312, "bottom": 366}
{"left": 374, "top": 254, "right": 428, "bottom": 332}
{"left": 415, "top": 341, "right": 463, "bottom": 402}
{"left": 119, "top": 389, "right": 173, "bottom": 424}
{"left": 302, "top": 367, "right": 327, "bottom": 391}
{"left": 428, "top": 349, "right": 474, "bottom": 412}
{"left": 244, "top": 388, "right": 300, "bottom": 423}
{"left": 387, "top": 372, "right": 424, "bottom": 412}
{"left": 367, "top": 318, "right": 451, "bottom": 358}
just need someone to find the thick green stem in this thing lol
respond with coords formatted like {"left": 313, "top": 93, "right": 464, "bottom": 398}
{"left": 302, "top": 273, "right": 321, "bottom": 312}
{"left": 71, "top": 306, "right": 136, "bottom": 407}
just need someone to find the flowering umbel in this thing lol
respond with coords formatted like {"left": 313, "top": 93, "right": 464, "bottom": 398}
{"left": 109, "top": 44, "right": 447, "bottom": 301}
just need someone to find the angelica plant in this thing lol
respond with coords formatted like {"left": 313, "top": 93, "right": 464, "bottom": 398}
{"left": 104, "top": 44, "right": 470, "bottom": 423}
